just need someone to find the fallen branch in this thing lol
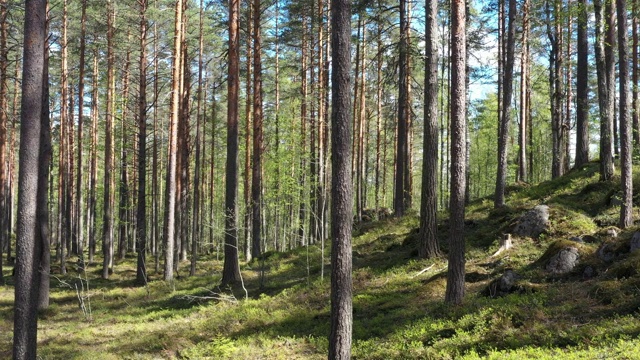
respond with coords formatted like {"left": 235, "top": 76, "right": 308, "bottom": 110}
{"left": 179, "top": 289, "right": 239, "bottom": 304}
{"left": 412, "top": 264, "right": 435, "bottom": 278}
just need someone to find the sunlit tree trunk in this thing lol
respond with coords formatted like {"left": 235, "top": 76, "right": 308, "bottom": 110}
{"left": 0, "top": 0, "right": 8, "bottom": 283}
{"left": 221, "top": 0, "right": 242, "bottom": 285}
{"left": 76, "top": 0, "right": 87, "bottom": 256}
{"left": 495, "top": 0, "right": 516, "bottom": 206}
{"left": 251, "top": 0, "right": 263, "bottom": 259}
{"left": 37, "top": 4, "right": 51, "bottom": 311}
{"left": 88, "top": 50, "right": 98, "bottom": 264}
{"left": 445, "top": 0, "right": 467, "bottom": 305}
{"left": 595, "top": 0, "right": 615, "bottom": 181}
{"left": 519, "top": 0, "right": 530, "bottom": 181}
{"left": 102, "top": 0, "right": 116, "bottom": 279}
{"left": 619, "top": 0, "right": 633, "bottom": 228}
{"left": 243, "top": 1, "right": 253, "bottom": 261}
{"left": 419, "top": 0, "right": 441, "bottom": 259}
{"left": 575, "top": 0, "right": 589, "bottom": 167}
{"left": 329, "top": 0, "right": 353, "bottom": 356}
{"left": 136, "top": 0, "right": 148, "bottom": 285}
{"left": 13, "top": 0, "right": 46, "bottom": 356}
{"left": 163, "top": 0, "right": 183, "bottom": 282}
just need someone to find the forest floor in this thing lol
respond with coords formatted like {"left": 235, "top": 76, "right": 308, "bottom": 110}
{"left": 3, "top": 161, "right": 640, "bottom": 359}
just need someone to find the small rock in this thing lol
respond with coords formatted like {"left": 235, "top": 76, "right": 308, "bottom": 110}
{"left": 498, "top": 269, "right": 518, "bottom": 292}
{"left": 582, "top": 265, "right": 596, "bottom": 279}
{"left": 605, "top": 228, "right": 619, "bottom": 238}
{"left": 630, "top": 232, "right": 640, "bottom": 253}
{"left": 597, "top": 242, "right": 616, "bottom": 262}
{"left": 569, "top": 236, "right": 585, "bottom": 244}
{"left": 485, "top": 269, "right": 519, "bottom": 297}
{"left": 581, "top": 235, "right": 599, "bottom": 244}
{"left": 546, "top": 247, "right": 579, "bottom": 274}
{"left": 513, "top": 205, "right": 550, "bottom": 239}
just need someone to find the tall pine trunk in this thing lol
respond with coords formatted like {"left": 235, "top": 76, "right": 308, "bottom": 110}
{"left": 102, "top": 0, "right": 116, "bottom": 279}
{"left": 13, "top": 0, "right": 46, "bottom": 356}
{"left": 495, "top": 0, "right": 516, "bottom": 206}
{"left": 419, "top": 0, "right": 441, "bottom": 259}
{"left": 619, "top": 0, "right": 634, "bottom": 227}
{"left": 329, "top": 0, "right": 353, "bottom": 356}
{"left": 136, "top": 0, "right": 148, "bottom": 285}
{"left": 445, "top": 0, "right": 467, "bottom": 305}
{"left": 221, "top": 0, "right": 242, "bottom": 285}
{"left": 163, "top": 0, "right": 183, "bottom": 282}
{"left": 575, "top": 0, "right": 589, "bottom": 167}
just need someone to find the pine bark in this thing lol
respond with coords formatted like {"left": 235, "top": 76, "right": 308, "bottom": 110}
{"left": 0, "top": 0, "right": 8, "bottom": 284}
{"left": 38, "top": 34, "right": 51, "bottom": 310}
{"left": 190, "top": 0, "right": 204, "bottom": 277}
{"left": 102, "top": 0, "right": 116, "bottom": 279}
{"left": 244, "top": 1, "right": 253, "bottom": 261}
{"left": 88, "top": 51, "right": 98, "bottom": 264}
{"left": 595, "top": 0, "right": 615, "bottom": 181}
{"left": 445, "top": 0, "right": 467, "bottom": 305}
{"left": 221, "top": 0, "right": 242, "bottom": 285}
{"left": 519, "top": 0, "right": 530, "bottom": 182}
{"left": 394, "top": 0, "right": 411, "bottom": 217}
{"left": 329, "top": 0, "right": 353, "bottom": 356}
{"left": 76, "top": 0, "right": 87, "bottom": 255}
{"left": 13, "top": 0, "right": 46, "bottom": 357}
{"left": 495, "top": 0, "right": 516, "bottom": 206}
{"left": 633, "top": 0, "right": 639, "bottom": 146}
{"left": 575, "top": 0, "right": 589, "bottom": 167}
{"left": 419, "top": 0, "right": 441, "bottom": 259}
{"left": 251, "top": 0, "right": 263, "bottom": 259}
{"left": 136, "top": 0, "right": 148, "bottom": 285}
{"left": 163, "top": 0, "right": 183, "bottom": 281}
{"left": 619, "top": 0, "right": 634, "bottom": 228}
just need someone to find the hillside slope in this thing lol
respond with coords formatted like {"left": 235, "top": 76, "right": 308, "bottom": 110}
{"left": 2, "top": 161, "right": 640, "bottom": 359}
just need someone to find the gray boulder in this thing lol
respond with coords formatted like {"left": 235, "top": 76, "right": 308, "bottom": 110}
{"left": 546, "top": 247, "right": 579, "bottom": 274}
{"left": 597, "top": 242, "right": 616, "bottom": 262}
{"left": 630, "top": 232, "right": 640, "bottom": 253}
{"left": 485, "top": 269, "right": 519, "bottom": 297}
{"left": 513, "top": 205, "right": 550, "bottom": 238}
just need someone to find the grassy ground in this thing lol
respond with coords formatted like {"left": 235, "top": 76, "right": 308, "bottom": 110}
{"left": 2, "top": 161, "right": 640, "bottom": 359}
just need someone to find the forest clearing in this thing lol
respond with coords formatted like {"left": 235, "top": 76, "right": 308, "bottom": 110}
{"left": 3, "top": 0, "right": 640, "bottom": 357}
{"left": 3, "top": 162, "right": 640, "bottom": 359}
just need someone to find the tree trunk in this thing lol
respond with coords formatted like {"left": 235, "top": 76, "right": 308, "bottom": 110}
{"left": 88, "top": 51, "right": 98, "bottom": 264}
{"left": 445, "top": 0, "right": 467, "bottom": 305}
{"left": 76, "top": 0, "right": 87, "bottom": 256}
{"left": 221, "top": 0, "right": 242, "bottom": 285}
{"left": 375, "top": 1, "right": 383, "bottom": 213}
{"left": 118, "top": 46, "right": 131, "bottom": 261}
{"left": 633, "top": 0, "right": 639, "bottom": 146}
{"left": 575, "top": 0, "right": 589, "bottom": 167}
{"left": 163, "top": 0, "right": 183, "bottom": 282}
{"left": 251, "top": 0, "right": 263, "bottom": 259}
{"left": 419, "top": 0, "right": 441, "bottom": 259}
{"left": 136, "top": 0, "right": 148, "bottom": 285}
{"left": 519, "top": 0, "right": 530, "bottom": 181}
{"left": 190, "top": 0, "right": 204, "bottom": 277}
{"left": 13, "top": 0, "right": 46, "bottom": 356}
{"left": 619, "top": 0, "right": 634, "bottom": 228}
{"left": 0, "top": 0, "right": 8, "bottom": 284}
{"left": 329, "top": 0, "right": 353, "bottom": 356}
{"left": 495, "top": 0, "right": 516, "bottom": 206}
{"left": 394, "top": 0, "right": 410, "bottom": 217}
{"left": 595, "top": 0, "right": 615, "bottom": 180}
{"left": 102, "top": 0, "right": 116, "bottom": 279}
{"left": 38, "top": 33, "right": 51, "bottom": 310}
{"left": 152, "top": 3, "right": 160, "bottom": 272}
{"left": 243, "top": 1, "right": 253, "bottom": 261}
